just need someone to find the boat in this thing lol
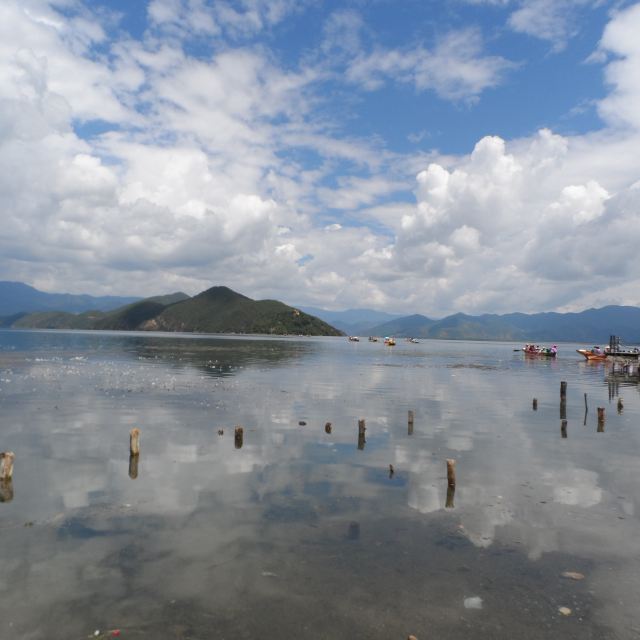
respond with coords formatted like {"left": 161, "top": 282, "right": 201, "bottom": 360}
{"left": 522, "top": 344, "right": 557, "bottom": 357}
{"left": 348, "top": 336, "right": 360, "bottom": 342}
{"left": 604, "top": 335, "right": 640, "bottom": 359}
{"left": 368, "top": 336, "right": 378, "bottom": 342}
{"left": 409, "top": 338, "right": 419, "bottom": 344}
{"left": 384, "top": 337, "right": 396, "bottom": 346}
{"left": 577, "top": 347, "right": 607, "bottom": 361}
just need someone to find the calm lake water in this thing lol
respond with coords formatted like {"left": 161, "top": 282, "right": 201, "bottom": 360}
{"left": 1, "top": 330, "right": 639, "bottom": 639}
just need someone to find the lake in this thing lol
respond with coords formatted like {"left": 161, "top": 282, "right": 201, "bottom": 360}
{"left": 0, "top": 330, "right": 639, "bottom": 639}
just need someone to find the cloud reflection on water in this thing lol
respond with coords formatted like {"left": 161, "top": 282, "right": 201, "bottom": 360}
{"left": 1, "top": 333, "right": 640, "bottom": 637}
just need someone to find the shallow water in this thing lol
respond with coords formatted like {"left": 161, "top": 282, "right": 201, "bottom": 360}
{"left": 1, "top": 330, "right": 639, "bottom": 639}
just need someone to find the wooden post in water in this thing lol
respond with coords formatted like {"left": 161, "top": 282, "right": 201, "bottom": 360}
{"left": 129, "top": 428, "right": 140, "bottom": 456}
{"left": 560, "top": 381, "right": 567, "bottom": 419}
{"left": 561, "top": 420, "right": 567, "bottom": 438}
{"left": 128, "top": 453, "right": 139, "bottom": 479}
{"left": 617, "top": 397, "right": 624, "bottom": 414}
{"left": 597, "top": 407, "right": 605, "bottom": 432}
{"left": 560, "top": 381, "right": 567, "bottom": 399}
{"left": 234, "top": 426, "right": 244, "bottom": 449}
{"left": 325, "top": 422, "right": 332, "bottom": 434}
{"left": 532, "top": 398, "right": 538, "bottom": 411}
{"left": 446, "top": 458, "right": 456, "bottom": 488}
{"left": 408, "top": 410, "right": 414, "bottom": 435}
{"left": 0, "top": 452, "right": 15, "bottom": 480}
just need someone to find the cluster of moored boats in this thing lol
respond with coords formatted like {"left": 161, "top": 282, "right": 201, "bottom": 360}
{"left": 521, "top": 335, "right": 640, "bottom": 361}
{"left": 348, "top": 336, "right": 420, "bottom": 346}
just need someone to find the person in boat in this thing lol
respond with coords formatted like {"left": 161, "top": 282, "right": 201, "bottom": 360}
{"left": 551, "top": 344, "right": 558, "bottom": 354}
{"left": 593, "top": 345, "right": 602, "bottom": 355}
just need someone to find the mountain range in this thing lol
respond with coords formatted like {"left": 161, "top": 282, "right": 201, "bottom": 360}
{"left": 5, "top": 285, "right": 342, "bottom": 336}
{"left": 361, "top": 307, "right": 640, "bottom": 343}
{"left": 295, "top": 305, "right": 640, "bottom": 343}
{"left": 1, "top": 280, "right": 639, "bottom": 342}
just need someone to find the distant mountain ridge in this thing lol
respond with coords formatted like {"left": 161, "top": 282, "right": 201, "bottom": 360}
{"left": 297, "top": 306, "right": 403, "bottom": 335}
{"left": 0, "top": 281, "right": 142, "bottom": 315}
{"left": 10, "top": 285, "right": 342, "bottom": 336}
{"left": 366, "top": 306, "right": 640, "bottom": 343}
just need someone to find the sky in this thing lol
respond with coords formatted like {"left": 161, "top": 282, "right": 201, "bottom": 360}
{"left": 0, "top": 0, "right": 639, "bottom": 316}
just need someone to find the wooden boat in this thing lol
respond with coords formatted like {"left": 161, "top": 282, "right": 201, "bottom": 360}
{"left": 368, "top": 336, "right": 378, "bottom": 342}
{"left": 348, "top": 336, "right": 360, "bottom": 342}
{"left": 577, "top": 348, "right": 607, "bottom": 361}
{"left": 384, "top": 337, "right": 396, "bottom": 346}
{"left": 522, "top": 344, "right": 557, "bottom": 357}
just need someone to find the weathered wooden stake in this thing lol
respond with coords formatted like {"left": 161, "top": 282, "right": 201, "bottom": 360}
{"left": 408, "top": 410, "right": 414, "bottom": 435}
{"left": 617, "top": 397, "right": 624, "bottom": 414}
{"left": 0, "top": 452, "right": 15, "bottom": 480}
{"left": 560, "top": 399, "right": 567, "bottom": 420}
{"left": 560, "top": 381, "right": 567, "bottom": 399}
{"left": 584, "top": 393, "right": 588, "bottom": 411}
{"left": 234, "top": 426, "right": 244, "bottom": 449}
{"left": 532, "top": 398, "right": 538, "bottom": 411}
{"left": 597, "top": 407, "right": 605, "bottom": 432}
{"left": 129, "top": 428, "right": 140, "bottom": 456}
{"left": 325, "top": 422, "right": 332, "bottom": 434}
{"left": 561, "top": 420, "right": 567, "bottom": 438}
{"left": 128, "top": 453, "right": 139, "bottom": 479}
{"left": 446, "top": 458, "right": 456, "bottom": 488}
{"left": 0, "top": 479, "right": 13, "bottom": 503}
{"left": 389, "top": 464, "right": 394, "bottom": 478}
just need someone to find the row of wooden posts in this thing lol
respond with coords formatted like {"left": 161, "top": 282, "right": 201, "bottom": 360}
{"left": 0, "top": 410, "right": 459, "bottom": 504}
{"left": 0, "top": 381, "right": 618, "bottom": 503}
{"left": 533, "top": 380, "right": 618, "bottom": 434}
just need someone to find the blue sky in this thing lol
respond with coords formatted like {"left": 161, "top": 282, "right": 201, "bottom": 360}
{"left": 1, "top": 0, "right": 639, "bottom": 315}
